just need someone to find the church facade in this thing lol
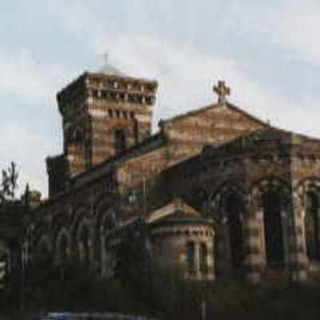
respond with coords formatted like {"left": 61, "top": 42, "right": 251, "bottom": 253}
{"left": 26, "top": 69, "right": 320, "bottom": 283}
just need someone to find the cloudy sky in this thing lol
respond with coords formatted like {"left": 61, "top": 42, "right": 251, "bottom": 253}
{"left": 1, "top": 0, "right": 320, "bottom": 196}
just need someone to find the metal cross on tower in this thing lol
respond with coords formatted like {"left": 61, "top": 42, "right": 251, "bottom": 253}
{"left": 213, "top": 80, "right": 231, "bottom": 104}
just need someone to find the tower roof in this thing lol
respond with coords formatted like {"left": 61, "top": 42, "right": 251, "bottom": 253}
{"left": 98, "top": 62, "right": 126, "bottom": 77}
{"left": 95, "top": 53, "right": 127, "bottom": 77}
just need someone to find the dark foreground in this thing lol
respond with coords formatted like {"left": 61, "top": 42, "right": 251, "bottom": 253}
{"left": 2, "top": 282, "right": 320, "bottom": 320}
{"left": 1, "top": 264, "right": 320, "bottom": 320}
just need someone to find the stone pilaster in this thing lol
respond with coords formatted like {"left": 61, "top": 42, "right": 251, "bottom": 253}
{"left": 195, "top": 242, "right": 201, "bottom": 280}
{"left": 207, "top": 240, "right": 215, "bottom": 280}
{"left": 288, "top": 193, "right": 308, "bottom": 281}
{"left": 244, "top": 205, "right": 264, "bottom": 283}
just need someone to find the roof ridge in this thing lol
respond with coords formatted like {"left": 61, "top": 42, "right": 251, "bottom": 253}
{"left": 226, "top": 102, "right": 271, "bottom": 127}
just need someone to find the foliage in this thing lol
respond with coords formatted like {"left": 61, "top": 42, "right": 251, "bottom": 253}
{"left": 0, "top": 162, "right": 18, "bottom": 204}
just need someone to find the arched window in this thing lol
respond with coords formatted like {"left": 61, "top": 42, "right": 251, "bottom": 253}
{"left": 305, "top": 192, "right": 320, "bottom": 261}
{"left": 263, "top": 189, "right": 285, "bottom": 268}
{"left": 186, "top": 241, "right": 195, "bottom": 275}
{"left": 114, "top": 129, "right": 127, "bottom": 153}
{"left": 224, "top": 192, "right": 245, "bottom": 269}
{"left": 211, "top": 188, "right": 246, "bottom": 277}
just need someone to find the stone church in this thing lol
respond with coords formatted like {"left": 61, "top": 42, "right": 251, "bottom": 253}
{"left": 25, "top": 65, "right": 320, "bottom": 283}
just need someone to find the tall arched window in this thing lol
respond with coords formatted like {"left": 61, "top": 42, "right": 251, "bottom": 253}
{"left": 263, "top": 190, "right": 285, "bottom": 268}
{"left": 186, "top": 241, "right": 195, "bottom": 275}
{"left": 211, "top": 188, "right": 246, "bottom": 277}
{"left": 224, "top": 192, "right": 245, "bottom": 269}
{"left": 114, "top": 129, "right": 127, "bottom": 153}
{"left": 305, "top": 192, "right": 320, "bottom": 261}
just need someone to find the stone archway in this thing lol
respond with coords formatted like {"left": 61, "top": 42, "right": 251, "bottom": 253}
{"left": 296, "top": 178, "right": 320, "bottom": 265}
{"left": 305, "top": 192, "right": 320, "bottom": 261}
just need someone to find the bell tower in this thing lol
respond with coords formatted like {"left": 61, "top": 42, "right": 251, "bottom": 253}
{"left": 47, "top": 70, "right": 158, "bottom": 197}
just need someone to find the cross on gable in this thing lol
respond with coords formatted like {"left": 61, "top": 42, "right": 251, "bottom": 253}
{"left": 213, "top": 80, "right": 231, "bottom": 104}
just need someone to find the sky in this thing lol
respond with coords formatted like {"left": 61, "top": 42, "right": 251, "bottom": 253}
{"left": 1, "top": 0, "right": 320, "bottom": 197}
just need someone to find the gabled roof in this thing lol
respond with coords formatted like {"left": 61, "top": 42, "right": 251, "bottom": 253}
{"left": 147, "top": 198, "right": 209, "bottom": 225}
{"left": 161, "top": 101, "right": 270, "bottom": 128}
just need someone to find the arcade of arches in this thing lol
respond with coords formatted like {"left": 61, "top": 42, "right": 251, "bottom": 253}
{"left": 28, "top": 177, "right": 320, "bottom": 284}
{"left": 209, "top": 178, "right": 320, "bottom": 281}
